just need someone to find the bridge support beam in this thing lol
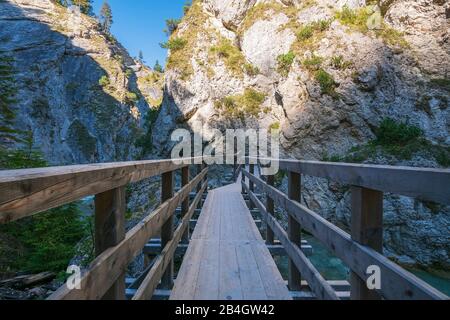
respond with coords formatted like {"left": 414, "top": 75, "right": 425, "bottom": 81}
{"left": 350, "top": 186, "right": 383, "bottom": 300}
{"left": 266, "top": 175, "right": 275, "bottom": 245}
{"left": 161, "top": 171, "right": 174, "bottom": 289}
{"left": 288, "top": 171, "right": 302, "bottom": 291}
{"left": 95, "top": 186, "right": 126, "bottom": 300}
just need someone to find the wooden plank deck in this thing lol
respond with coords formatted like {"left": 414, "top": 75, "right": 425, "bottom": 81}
{"left": 170, "top": 179, "right": 291, "bottom": 300}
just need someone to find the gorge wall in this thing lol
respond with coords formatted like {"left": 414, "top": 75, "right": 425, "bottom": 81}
{"left": 0, "top": 0, "right": 163, "bottom": 165}
{"left": 155, "top": 0, "right": 450, "bottom": 269}
{"left": 0, "top": 0, "right": 448, "bottom": 272}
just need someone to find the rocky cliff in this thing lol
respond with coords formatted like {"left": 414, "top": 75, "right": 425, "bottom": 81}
{"left": 155, "top": 0, "right": 450, "bottom": 269}
{"left": 0, "top": 0, "right": 163, "bottom": 165}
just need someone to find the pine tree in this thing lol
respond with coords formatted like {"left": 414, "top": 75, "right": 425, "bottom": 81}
{"left": 153, "top": 60, "right": 164, "bottom": 73}
{"left": 138, "top": 51, "right": 145, "bottom": 64}
{"left": 0, "top": 54, "right": 21, "bottom": 144}
{"left": 57, "top": 0, "right": 69, "bottom": 7}
{"left": 99, "top": 0, "right": 113, "bottom": 33}
{"left": 72, "top": 0, "right": 93, "bottom": 15}
{"left": 163, "top": 18, "right": 181, "bottom": 37}
{"left": 183, "top": 0, "right": 192, "bottom": 15}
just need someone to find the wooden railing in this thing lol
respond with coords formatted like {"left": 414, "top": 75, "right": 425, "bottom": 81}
{"left": 0, "top": 158, "right": 208, "bottom": 300}
{"left": 241, "top": 158, "right": 450, "bottom": 300}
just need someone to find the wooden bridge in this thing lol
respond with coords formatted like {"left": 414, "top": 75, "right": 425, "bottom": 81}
{"left": 0, "top": 157, "right": 449, "bottom": 300}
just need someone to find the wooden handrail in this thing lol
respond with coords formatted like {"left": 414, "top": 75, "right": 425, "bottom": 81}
{"left": 48, "top": 167, "right": 208, "bottom": 300}
{"left": 242, "top": 169, "right": 448, "bottom": 300}
{"left": 243, "top": 182, "right": 339, "bottom": 300}
{"left": 132, "top": 181, "right": 208, "bottom": 300}
{"left": 0, "top": 157, "right": 207, "bottom": 224}
{"left": 249, "top": 157, "right": 450, "bottom": 205}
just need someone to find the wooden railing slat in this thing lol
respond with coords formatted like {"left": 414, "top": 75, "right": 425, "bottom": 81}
{"left": 132, "top": 181, "right": 207, "bottom": 300}
{"left": 243, "top": 182, "right": 339, "bottom": 300}
{"left": 251, "top": 157, "right": 450, "bottom": 205}
{"left": 0, "top": 161, "right": 190, "bottom": 224}
{"left": 242, "top": 170, "right": 448, "bottom": 300}
{"left": 47, "top": 167, "right": 208, "bottom": 300}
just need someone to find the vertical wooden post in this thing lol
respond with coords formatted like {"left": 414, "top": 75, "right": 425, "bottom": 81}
{"left": 266, "top": 175, "right": 275, "bottom": 245}
{"left": 161, "top": 171, "right": 174, "bottom": 289}
{"left": 181, "top": 166, "right": 190, "bottom": 243}
{"left": 233, "top": 154, "right": 237, "bottom": 181}
{"left": 350, "top": 186, "right": 383, "bottom": 300}
{"left": 202, "top": 162, "right": 207, "bottom": 185}
{"left": 241, "top": 166, "right": 246, "bottom": 194}
{"left": 249, "top": 164, "right": 255, "bottom": 209}
{"left": 288, "top": 171, "right": 302, "bottom": 291}
{"left": 196, "top": 164, "right": 202, "bottom": 209}
{"left": 95, "top": 186, "right": 126, "bottom": 300}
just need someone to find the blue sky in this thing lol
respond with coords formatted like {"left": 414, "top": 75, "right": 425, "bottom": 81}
{"left": 92, "top": 0, "right": 186, "bottom": 68}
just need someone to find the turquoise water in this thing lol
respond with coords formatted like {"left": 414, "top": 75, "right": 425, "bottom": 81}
{"left": 408, "top": 268, "right": 450, "bottom": 296}
{"left": 273, "top": 235, "right": 450, "bottom": 297}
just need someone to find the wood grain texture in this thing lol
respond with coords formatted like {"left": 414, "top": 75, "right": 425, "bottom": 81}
{"left": 94, "top": 186, "right": 126, "bottom": 300}
{"left": 287, "top": 171, "right": 302, "bottom": 291}
{"left": 161, "top": 171, "right": 175, "bottom": 289}
{"left": 0, "top": 160, "right": 190, "bottom": 224}
{"left": 243, "top": 170, "right": 448, "bottom": 300}
{"left": 132, "top": 182, "right": 207, "bottom": 300}
{"left": 250, "top": 157, "right": 450, "bottom": 205}
{"left": 171, "top": 180, "right": 291, "bottom": 301}
{"left": 48, "top": 168, "right": 208, "bottom": 300}
{"left": 265, "top": 175, "right": 275, "bottom": 245}
{"left": 350, "top": 186, "right": 383, "bottom": 300}
{"left": 244, "top": 183, "right": 339, "bottom": 300}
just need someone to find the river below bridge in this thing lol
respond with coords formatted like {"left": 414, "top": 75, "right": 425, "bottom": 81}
{"left": 273, "top": 235, "right": 450, "bottom": 297}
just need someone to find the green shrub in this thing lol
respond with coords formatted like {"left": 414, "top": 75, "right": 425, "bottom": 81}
{"left": 303, "top": 54, "right": 323, "bottom": 71}
{"left": 0, "top": 147, "right": 88, "bottom": 273}
{"left": 277, "top": 51, "right": 296, "bottom": 77}
{"left": 375, "top": 118, "right": 422, "bottom": 146}
{"left": 335, "top": 5, "right": 372, "bottom": 30}
{"left": 160, "top": 37, "right": 187, "bottom": 51}
{"left": 313, "top": 19, "right": 332, "bottom": 31}
{"left": 324, "top": 118, "right": 450, "bottom": 167}
{"left": 210, "top": 38, "right": 247, "bottom": 76}
{"left": 336, "top": 5, "right": 409, "bottom": 47}
{"left": 430, "top": 78, "right": 450, "bottom": 93}
{"left": 98, "top": 75, "right": 110, "bottom": 87}
{"left": 125, "top": 69, "right": 133, "bottom": 78}
{"left": 297, "top": 19, "right": 332, "bottom": 41}
{"left": 244, "top": 63, "right": 260, "bottom": 76}
{"left": 135, "top": 107, "right": 160, "bottom": 158}
{"left": 297, "top": 25, "right": 314, "bottom": 40}
{"left": 331, "top": 55, "right": 352, "bottom": 69}
{"left": 315, "top": 69, "right": 337, "bottom": 95}
{"left": 214, "top": 88, "right": 266, "bottom": 119}
{"left": 125, "top": 91, "right": 139, "bottom": 103}
{"left": 269, "top": 122, "right": 280, "bottom": 131}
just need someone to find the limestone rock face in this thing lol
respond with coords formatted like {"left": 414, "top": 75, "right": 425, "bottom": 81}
{"left": 0, "top": 0, "right": 162, "bottom": 165}
{"left": 241, "top": 13, "right": 296, "bottom": 75}
{"left": 155, "top": 0, "right": 450, "bottom": 268}
{"left": 205, "top": 0, "right": 257, "bottom": 28}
